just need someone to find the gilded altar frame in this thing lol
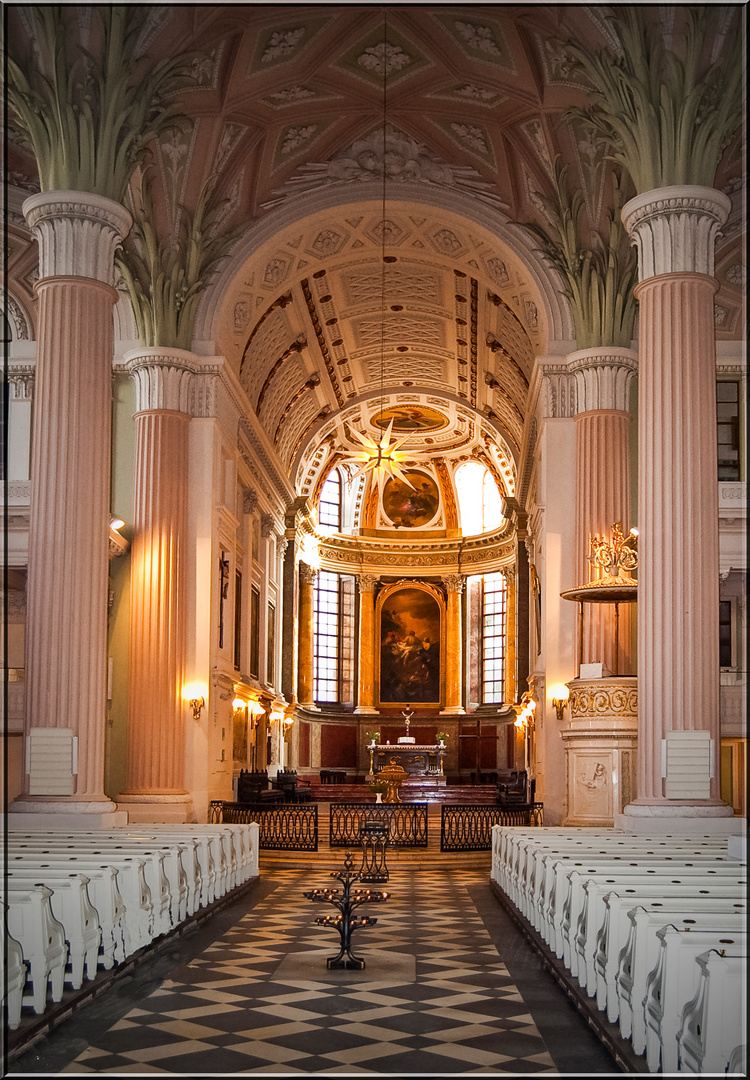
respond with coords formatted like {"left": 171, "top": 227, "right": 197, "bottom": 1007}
{"left": 375, "top": 580, "right": 445, "bottom": 708}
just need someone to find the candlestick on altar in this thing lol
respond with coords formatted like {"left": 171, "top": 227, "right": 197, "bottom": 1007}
{"left": 401, "top": 706, "right": 413, "bottom": 738}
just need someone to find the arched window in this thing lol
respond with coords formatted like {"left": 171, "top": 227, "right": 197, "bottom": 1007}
{"left": 455, "top": 461, "right": 504, "bottom": 536}
{"left": 317, "top": 467, "right": 342, "bottom": 532}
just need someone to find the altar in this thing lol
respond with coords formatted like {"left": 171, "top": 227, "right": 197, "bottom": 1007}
{"left": 368, "top": 743, "right": 446, "bottom": 783}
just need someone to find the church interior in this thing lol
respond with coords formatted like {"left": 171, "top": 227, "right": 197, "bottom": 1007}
{"left": 2, "top": 3, "right": 747, "bottom": 1074}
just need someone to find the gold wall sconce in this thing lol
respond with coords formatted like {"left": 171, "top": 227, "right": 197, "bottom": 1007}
{"left": 550, "top": 685, "right": 570, "bottom": 722}
{"left": 183, "top": 682, "right": 207, "bottom": 721}
{"left": 514, "top": 691, "right": 536, "bottom": 729}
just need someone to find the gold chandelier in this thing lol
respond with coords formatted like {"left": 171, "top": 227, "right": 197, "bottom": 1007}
{"left": 341, "top": 13, "right": 415, "bottom": 493}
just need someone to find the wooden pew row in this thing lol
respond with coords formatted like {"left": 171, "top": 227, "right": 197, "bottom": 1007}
{"left": 560, "top": 864, "right": 743, "bottom": 973}
{"left": 3, "top": 885, "right": 67, "bottom": 1016}
{"left": 6, "top": 876, "right": 100, "bottom": 991}
{"left": 644, "top": 924, "right": 747, "bottom": 1073}
{"left": 595, "top": 889, "right": 746, "bottom": 1021}
{"left": 3, "top": 853, "right": 152, "bottom": 956}
{"left": 491, "top": 827, "right": 746, "bottom": 1073}
{"left": 5, "top": 864, "right": 125, "bottom": 970}
{"left": 615, "top": 898, "right": 746, "bottom": 1053}
{"left": 1, "top": 927, "right": 27, "bottom": 1030}
{"left": 569, "top": 864, "right": 746, "bottom": 987}
{"left": 530, "top": 842, "right": 729, "bottom": 933}
{"left": 9, "top": 842, "right": 172, "bottom": 939}
{"left": 3, "top": 824, "right": 259, "bottom": 1030}
{"left": 677, "top": 949, "right": 746, "bottom": 1074}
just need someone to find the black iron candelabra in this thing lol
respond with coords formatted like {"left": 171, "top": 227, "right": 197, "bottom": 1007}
{"left": 303, "top": 852, "right": 389, "bottom": 969}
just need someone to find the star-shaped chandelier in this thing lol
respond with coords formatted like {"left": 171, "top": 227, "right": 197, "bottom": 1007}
{"left": 346, "top": 418, "right": 415, "bottom": 489}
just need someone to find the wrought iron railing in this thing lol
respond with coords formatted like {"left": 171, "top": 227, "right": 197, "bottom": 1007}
{"left": 210, "top": 801, "right": 318, "bottom": 850}
{"left": 440, "top": 803, "right": 544, "bottom": 851}
{"left": 330, "top": 803, "right": 429, "bottom": 848}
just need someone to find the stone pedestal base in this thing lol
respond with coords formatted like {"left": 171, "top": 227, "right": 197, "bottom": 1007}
{"left": 615, "top": 803, "right": 741, "bottom": 836}
{"left": 561, "top": 677, "right": 638, "bottom": 828}
{"left": 439, "top": 705, "right": 466, "bottom": 716}
{"left": 5, "top": 799, "right": 128, "bottom": 830}
{"left": 116, "top": 794, "right": 192, "bottom": 824}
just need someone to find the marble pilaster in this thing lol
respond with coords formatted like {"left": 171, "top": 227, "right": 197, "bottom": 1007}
{"left": 441, "top": 575, "right": 466, "bottom": 715}
{"left": 354, "top": 574, "right": 379, "bottom": 715}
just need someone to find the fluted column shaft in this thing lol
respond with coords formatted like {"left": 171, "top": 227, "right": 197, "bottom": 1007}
{"left": 570, "top": 347, "right": 637, "bottom": 676}
{"left": 118, "top": 349, "right": 198, "bottom": 814}
{"left": 441, "top": 576, "right": 466, "bottom": 715}
{"left": 355, "top": 576, "right": 378, "bottom": 714}
{"left": 297, "top": 565, "right": 317, "bottom": 706}
{"left": 24, "top": 278, "right": 116, "bottom": 800}
{"left": 575, "top": 410, "right": 633, "bottom": 671}
{"left": 15, "top": 192, "right": 131, "bottom": 817}
{"left": 623, "top": 186, "right": 730, "bottom": 811}
{"left": 124, "top": 411, "right": 189, "bottom": 792}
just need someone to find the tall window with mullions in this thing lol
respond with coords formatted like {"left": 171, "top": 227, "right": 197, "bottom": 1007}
{"left": 318, "top": 468, "right": 342, "bottom": 532}
{"left": 482, "top": 572, "right": 507, "bottom": 703}
{"left": 313, "top": 570, "right": 341, "bottom": 702}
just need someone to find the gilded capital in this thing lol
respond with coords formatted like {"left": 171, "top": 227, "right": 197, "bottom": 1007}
{"left": 442, "top": 574, "right": 465, "bottom": 594}
{"left": 358, "top": 574, "right": 379, "bottom": 594}
{"left": 622, "top": 186, "right": 731, "bottom": 280}
{"left": 23, "top": 190, "right": 132, "bottom": 284}
{"left": 300, "top": 563, "right": 319, "bottom": 585}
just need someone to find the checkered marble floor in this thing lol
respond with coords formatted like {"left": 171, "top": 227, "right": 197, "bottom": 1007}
{"left": 33, "top": 867, "right": 607, "bottom": 1075}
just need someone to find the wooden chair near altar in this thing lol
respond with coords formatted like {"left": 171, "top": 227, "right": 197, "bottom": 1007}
{"left": 237, "top": 769, "right": 284, "bottom": 804}
{"left": 274, "top": 769, "right": 313, "bottom": 803}
{"left": 496, "top": 769, "right": 534, "bottom": 806}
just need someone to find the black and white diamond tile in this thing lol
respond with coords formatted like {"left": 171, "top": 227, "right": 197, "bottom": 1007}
{"left": 60, "top": 868, "right": 561, "bottom": 1074}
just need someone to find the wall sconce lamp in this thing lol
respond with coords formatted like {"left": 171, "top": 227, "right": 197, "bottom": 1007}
{"left": 514, "top": 691, "right": 536, "bottom": 729}
{"left": 183, "top": 682, "right": 207, "bottom": 721}
{"left": 550, "top": 685, "right": 570, "bottom": 722}
{"left": 232, "top": 697, "right": 246, "bottom": 716}
{"left": 269, "top": 711, "right": 284, "bottom": 726}
{"left": 247, "top": 700, "right": 266, "bottom": 728}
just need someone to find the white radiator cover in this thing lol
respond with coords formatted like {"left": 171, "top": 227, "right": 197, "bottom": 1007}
{"left": 26, "top": 727, "right": 77, "bottom": 795}
{"left": 662, "top": 729, "right": 713, "bottom": 799}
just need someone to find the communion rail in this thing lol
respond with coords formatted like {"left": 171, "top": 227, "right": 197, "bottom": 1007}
{"left": 329, "top": 803, "right": 429, "bottom": 847}
{"left": 441, "top": 804, "right": 544, "bottom": 851}
{"left": 210, "top": 801, "right": 318, "bottom": 851}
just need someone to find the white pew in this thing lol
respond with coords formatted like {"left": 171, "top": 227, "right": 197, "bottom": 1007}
{"left": 617, "top": 901, "right": 745, "bottom": 1053}
{"left": 3, "top": 860, "right": 125, "bottom": 968}
{"left": 6, "top": 876, "right": 100, "bottom": 990}
{"left": 5, "top": 885, "right": 67, "bottom": 1014}
{"left": 644, "top": 923, "right": 747, "bottom": 1073}
{"left": 5, "top": 852, "right": 151, "bottom": 956}
{"left": 560, "top": 865, "right": 744, "bottom": 975}
{"left": 573, "top": 864, "right": 746, "bottom": 994}
{"left": 1, "top": 923, "right": 26, "bottom": 1030}
{"left": 676, "top": 949, "right": 746, "bottom": 1073}
{"left": 595, "top": 890, "right": 746, "bottom": 1021}
{"left": 9, "top": 841, "right": 171, "bottom": 939}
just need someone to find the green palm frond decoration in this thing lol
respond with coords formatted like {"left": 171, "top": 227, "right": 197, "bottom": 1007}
{"left": 116, "top": 173, "right": 238, "bottom": 350}
{"left": 563, "top": 6, "right": 743, "bottom": 192}
{"left": 524, "top": 159, "right": 638, "bottom": 349}
{"left": 6, "top": 6, "right": 196, "bottom": 202}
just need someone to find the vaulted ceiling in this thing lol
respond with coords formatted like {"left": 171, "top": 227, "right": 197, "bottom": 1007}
{"left": 6, "top": 5, "right": 745, "bottom": 494}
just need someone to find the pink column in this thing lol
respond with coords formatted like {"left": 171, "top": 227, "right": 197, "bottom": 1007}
{"left": 570, "top": 348, "right": 637, "bottom": 675}
{"left": 622, "top": 186, "right": 733, "bottom": 823}
{"left": 10, "top": 192, "right": 131, "bottom": 826}
{"left": 117, "top": 349, "right": 196, "bottom": 823}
